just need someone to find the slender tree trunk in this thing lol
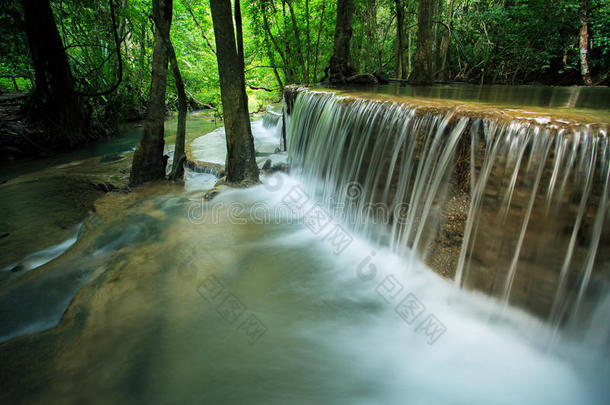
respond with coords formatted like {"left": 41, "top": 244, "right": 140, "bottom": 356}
{"left": 154, "top": 4, "right": 187, "bottom": 180}
{"left": 170, "top": 53, "right": 187, "bottom": 180}
{"left": 265, "top": 30, "right": 284, "bottom": 90}
{"left": 21, "top": 0, "right": 84, "bottom": 145}
{"left": 209, "top": 0, "right": 259, "bottom": 184}
{"left": 395, "top": 0, "right": 406, "bottom": 79}
{"left": 408, "top": 30, "right": 412, "bottom": 73}
{"left": 138, "top": 23, "right": 147, "bottom": 95}
{"left": 130, "top": 0, "right": 172, "bottom": 186}
{"left": 409, "top": 0, "right": 436, "bottom": 84}
{"left": 305, "top": 0, "right": 311, "bottom": 83}
{"left": 439, "top": 0, "right": 455, "bottom": 81}
{"left": 579, "top": 0, "right": 593, "bottom": 86}
{"left": 286, "top": 0, "right": 307, "bottom": 83}
{"left": 312, "top": 2, "right": 327, "bottom": 82}
{"left": 328, "top": 0, "right": 356, "bottom": 83}
{"left": 261, "top": 1, "right": 292, "bottom": 84}
{"left": 365, "top": 0, "right": 380, "bottom": 72}
{"left": 282, "top": 1, "right": 294, "bottom": 81}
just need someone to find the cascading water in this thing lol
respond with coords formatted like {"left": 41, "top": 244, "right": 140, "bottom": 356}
{"left": 3, "top": 96, "right": 610, "bottom": 404}
{"left": 284, "top": 87, "right": 610, "bottom": 336}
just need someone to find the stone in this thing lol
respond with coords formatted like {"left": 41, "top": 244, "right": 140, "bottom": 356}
{"left": 10, "top": 264, "right": 24, "bottom": 273}
{"left": 271, "top": 162, "right": 289, "bottom": 173}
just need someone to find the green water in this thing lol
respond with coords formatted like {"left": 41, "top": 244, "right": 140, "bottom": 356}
{"left": 0, "top": 99, "right": 608, "bottom": 404}
{"left": 1, "top": 178, "right": 605, "bottom": 404}
{"left": 0, "top": 112, "right": 221, "bottom": 183}
{"left": 333, "top": 83, "right": 610, "bottom": 122}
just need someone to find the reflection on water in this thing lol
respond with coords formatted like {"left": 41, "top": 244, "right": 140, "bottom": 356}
{"left": 335, "top": 83, "right": 610, "bottom": 121}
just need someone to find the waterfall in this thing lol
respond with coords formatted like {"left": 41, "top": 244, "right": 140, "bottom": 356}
{"left": 262, "top": 105, "right": 283, "bottom": 130}
{"left": 284, "top": 87, "right": 610, "bottom": 334}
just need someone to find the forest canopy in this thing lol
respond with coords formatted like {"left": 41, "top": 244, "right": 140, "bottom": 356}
{"left": 1, "top": 0, "right": 608, "bottom": 126}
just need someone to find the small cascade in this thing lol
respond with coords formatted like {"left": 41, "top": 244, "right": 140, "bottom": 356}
{"left": 262, "top": 105, "right": 283, "bottom": 130}
{"left": 284, "top": 86, "right": 610, "bottom": 333}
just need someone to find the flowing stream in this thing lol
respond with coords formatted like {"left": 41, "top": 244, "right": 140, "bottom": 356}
{"left": 0, "top": 87, "right": 608, "bottom": 404}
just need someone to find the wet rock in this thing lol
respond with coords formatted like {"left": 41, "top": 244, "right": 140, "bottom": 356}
{"left": 274, "top": 147, "right": 281, "bottom": 153}
{"left": 99, "top": 154, "right": 125, "bottom": 164}
{"left": 373, "top": 71, "right": 390, "bottom": 84}
{"left": 346, "top": 73, "right": 379, "bottom": 85}
{"left": 90, "top": 182, "right": 119, "bottom": 192}
{"left": 10, "top": 264, "right": 23, "bottom": 273}
{"left": 262, "top": 159, "right": 272, "bottom": 170}
{"left": 271, "top": 162, "right": 289, "bottom": 173}
{"left": 204, "top": 190, "right": 220, "bottom": 201}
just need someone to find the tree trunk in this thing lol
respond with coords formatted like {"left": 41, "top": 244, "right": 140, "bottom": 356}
{"left": 153, "top": 3, "right": 187, "bottom": 180}
{"left": 312, "top": 2, "right": 327, "bottom": 82}
{"left": 395, "top": 0, "right": 406, "bottom": 79}
{"left": 305, "top": 0, "right": 311, "bottom": 83}
{"left": 408, "top": 30, "right": 412, "bottom": 73}
{"left": 286, "top": 0, "right": 307, "bottom": 83}
{"left": 579, "top": 0, "right": 593, "bottom": 86}
{"left": 261, "top": 1, "right": 292, "bottom": 84}
{"left": 265, "top": 30, "right": 284, "bottom": 90}
{"left": 364, "top": 0, "right": 379, "bottom": 72}
{"left": 209, "top": 0, "right": 259, "bottom": 184}
{"left": 21, "top": 0, "right": 84, "bottom": 145}
{"left": 130, "top": 0, "right": 172, "bottom": 186}
{"left": 409, "top": 0, "right": 436, "bottom": 85}
{"left": 328, "top": 0, "right": 356, "bottom": 83}
{"left": 439, "top": 0, "right": 455, "bottom": 81}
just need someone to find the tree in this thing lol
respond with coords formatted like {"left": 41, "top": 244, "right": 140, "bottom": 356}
{"left": 438, "top": 0, "right": 455, "bottom": 81}
{"left": 154, "top": 2, "right": 188, "bottom": 180}
{"left": 395, "top": 0, "right": 407, "bottom": 80}
{"left": 209, "top": 0, "right": 259, "bottom": 184}
{"left": 312, "top": 1, "right": 327, "bottom": 83}
{"left": 409, "top": 0, "right": 436, "bottom": 85}
{"left": 328, "top": 0, "right": 356, "bottom": 83}
{"left": 579, "top": 0, "right": 593, "bottom": 85}
{"left": 21, "top": 0, "right": 84, "bottom": 145}
{"left": 130, "top": 0, "right": 173, "bottom": 186}
{"left": 286, "top": 0, "right": 307, "bottom": 83}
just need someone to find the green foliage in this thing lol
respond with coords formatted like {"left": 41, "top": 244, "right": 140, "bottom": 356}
{"left": 2, "top": 0, "right": 608, "bottom": 127}
{"left": 448, "top": 0, "right": 607, "bottom": 84}
{"left": 0, "top": 0, "right": 32, "bottom": 92}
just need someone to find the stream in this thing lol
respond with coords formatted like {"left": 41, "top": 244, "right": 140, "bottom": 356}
{"left": 0, "top": 86, "right": 608, "bottom": 404}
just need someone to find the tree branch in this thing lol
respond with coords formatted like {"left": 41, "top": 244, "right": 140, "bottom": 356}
{"left": 184, "top": 0, "right": 216, "bottom": 55}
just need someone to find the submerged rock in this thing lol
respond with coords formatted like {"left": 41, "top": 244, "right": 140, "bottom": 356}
{"left": 100, "top": 154, "right": 125, "bottom": 164}
{"left": 10, "top": 264, "right": 23, "bottom": 273}
{"left": 270, "top": 162, "right": 289, "bottom": 173}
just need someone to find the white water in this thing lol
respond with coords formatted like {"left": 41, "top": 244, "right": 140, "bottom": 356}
{"left": 0, "top": 224, "right": 80, "bottom": 286}
{"left": 189, "top": 172, "right": 608, "bottom": 404}
{"left": 190, "top": 119, "right": 283, "bottom": 167}
{"left": 1, "top": 104, "right": 608, "bottom": 403}
{"left": 172, "top": 106, "right": 610, "bottom": 403}
{"left": 285, "top": 88, "right": 610, "bottom": 335}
